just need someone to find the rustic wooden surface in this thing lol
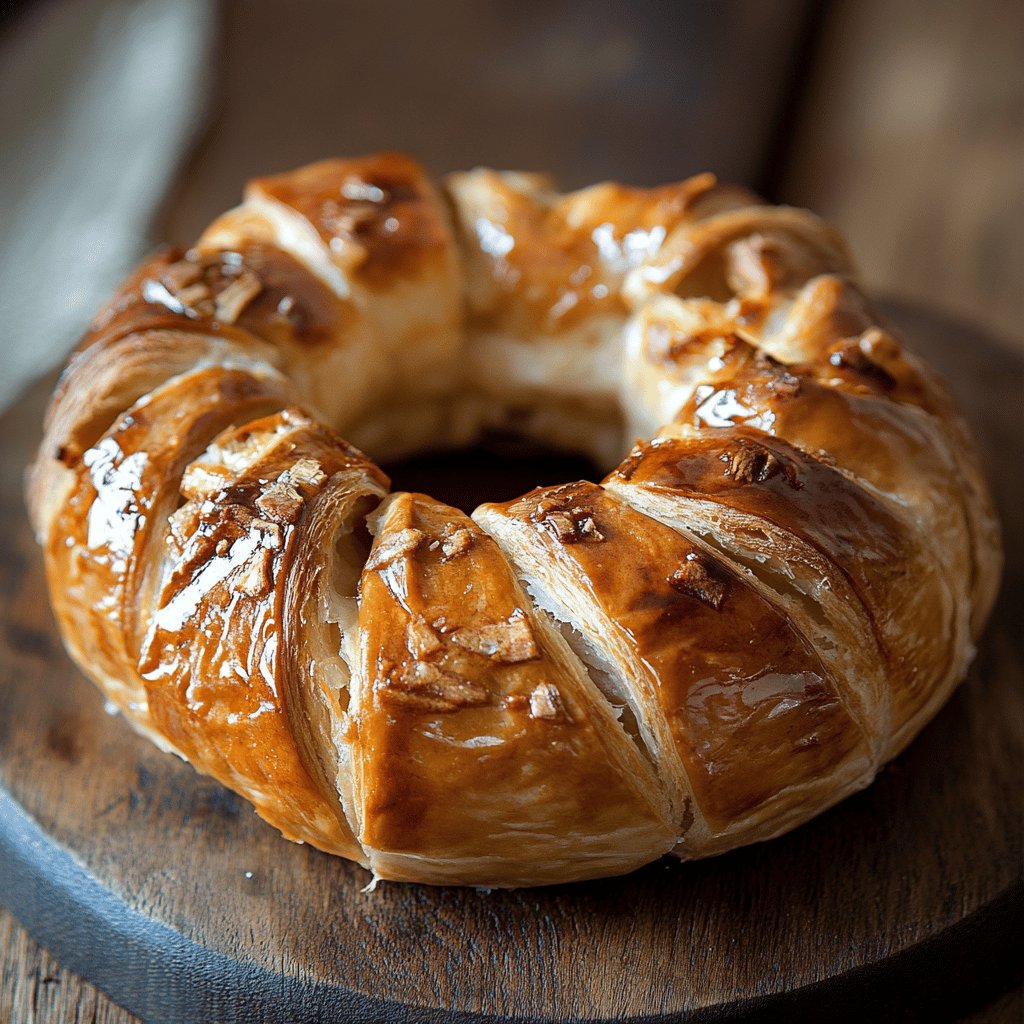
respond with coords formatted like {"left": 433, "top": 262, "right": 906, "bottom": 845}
{"left": 0, "top": 301, "right": 1021, "bottom": 1024}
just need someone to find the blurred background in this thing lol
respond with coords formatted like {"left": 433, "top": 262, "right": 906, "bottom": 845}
{"left": 1, "top": 0, "right": 1021, "bottom": 413}
{"left": 1, "top": 0, "right": 1022, "bottom": 1019}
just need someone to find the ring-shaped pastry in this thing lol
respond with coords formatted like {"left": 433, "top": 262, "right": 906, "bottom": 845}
{"left": 28, "top": 154, "right": 1001, "bottom": 887}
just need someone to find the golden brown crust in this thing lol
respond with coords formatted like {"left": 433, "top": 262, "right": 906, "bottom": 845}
{"left": 139, "top": 411, "right": 385, "bottom": 856}
{"left": 609, "top": 431, "right": 966, "bottom": 756}
{"left": 197, "top": 153, "right": 465, "bottom": 461}
{"left": 250, "top": 153, "right": 453, "bottom": 290}
{"left": 27, "top": 153, "right": 1001, "bottom": 886}
{"left": 43, "top": 365, "right": 294, "bottom": 718}
{"left": 474, "top": 482, "right": 874, "bottom": 854}
{"left": 351, "top": 493, "right": 673, "bottom": 885}
{"left": 446, "top": 170, "right": 749, "bottom": 335}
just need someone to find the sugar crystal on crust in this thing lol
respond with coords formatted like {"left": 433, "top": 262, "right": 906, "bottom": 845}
{"left": 284, "top": 458, "right": 327, "bottom": 490}
{"left": 539, "top": 509, "right": 604, "bottom": 544}
{"left": 255, "top": 482, "right": 303, "bottom": 522}
{"left": 236, "top": 546, "right": 274, "bottom": 598}
{"left": 441, "top": 526, "right": 473, "bottom": 560}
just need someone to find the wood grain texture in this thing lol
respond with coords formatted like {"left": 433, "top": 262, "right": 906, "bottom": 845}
{"left": 0, "top": 909, "right": 137, "bottom": 1024}
{"left": 781, "top": 0, "right": 1024, "bottom": 341}
{"left": 0, "top": 303, "right": 1021, "bottom": 1023}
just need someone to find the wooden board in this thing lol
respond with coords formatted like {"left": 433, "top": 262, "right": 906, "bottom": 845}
{"left": 1, "top": 303, "right": 1021, "bottom": 1023}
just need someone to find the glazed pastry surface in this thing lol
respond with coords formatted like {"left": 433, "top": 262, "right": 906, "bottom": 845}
{"left": 28, "top": 153, "right": 1001, "bottom": 887}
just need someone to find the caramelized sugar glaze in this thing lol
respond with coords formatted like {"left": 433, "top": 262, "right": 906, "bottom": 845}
{"left": 28, "top": 153, "right": 1001, "bottom": 886}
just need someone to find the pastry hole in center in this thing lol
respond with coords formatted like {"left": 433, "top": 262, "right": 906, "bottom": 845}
{"left": 380, "top": 434, "right": 603, "bottom": 516}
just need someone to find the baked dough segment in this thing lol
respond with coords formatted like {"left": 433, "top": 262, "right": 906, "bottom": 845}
{"left": 211, "top": 154, "right": 466, "bottom": 460}
{"left": 620, "top": 276, "right": 878, "bottom": 441}
{"left": 352, "top": 492, "right": 675, "bottom": 886}
{"left": 26, "top": 245, "right": 290, "bottom": 544}
{"left": 280, "top": 427, "right": 390, "bottom": 862}
{"left": 475, "top": 481, "right": 873, "bottom": 857}
{"left": 146, "top": 236, "right": 381, "bottom": 441}
{"left": 637, "top": 330, "right": 974, "bottom": 666}
{"left": 622, "top": 268, "right": 1000, "bottom": 641}
{"left": 138, "top": 410, "right": 384, "bottom": 857}
{"left": 445, "top": 170, "right": 756, "bottom": 464}
{"left": 801, "top": 312, "right": 1003, "bottom": 639}
{"left": 664, "top": 342, "right": 972, "bottom": 590}
{"left": 619, "top": 276, "right": 869, "bottom": 444}
{"left": 28, "top": 329, "right": 281, "bottom": 546}
{"left": 670, "top": 343, "right": 959, "bottom": 505}
{"left": 43, "top": 364, "right": 293, "bottom": 723}
{"left": 608, "top": 431, "right": 967, "bottom": 759}
{"left": 623, "top": 205, "right": 852, "bottom": 309}
{"left": 447, "top": 170, "right": 750, "bottom": 340}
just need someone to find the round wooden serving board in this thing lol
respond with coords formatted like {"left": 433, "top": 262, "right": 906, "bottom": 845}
{"left": 1, "top": 302, "right": 1021, "bottom": 1023}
